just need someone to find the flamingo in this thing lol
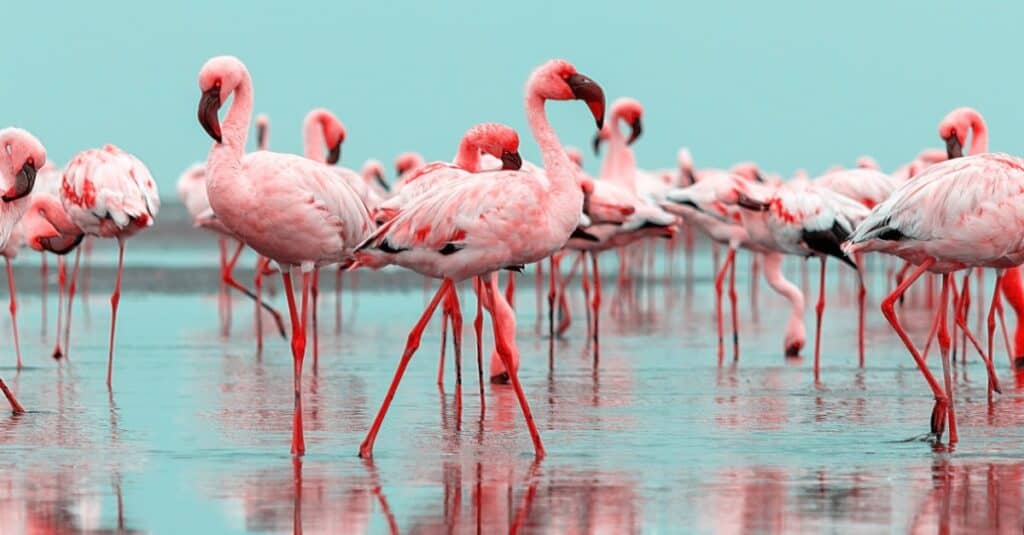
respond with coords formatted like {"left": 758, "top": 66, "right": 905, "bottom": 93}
{"left": 713, "top": 174, "right": 863, "bottom": 375}
{"left": 843, "top": 109, "right": 1021, "bottom": 443}
{"left": 0, "top": 128, "right": 46, "bottom": 369}
{"left": 352, "top": 58, "right": 606, "bottom": 460}
{"left": 663, "top": 171, "right": 806, "bottom": 360}
{"left": 361, "top": 159, "right": 391, "bottom": 198}
{"left": 196, "top": 55, "right": 374, "bottom": 455}
{"left": 31, "top": 144, "right": 160, "bottom": 387}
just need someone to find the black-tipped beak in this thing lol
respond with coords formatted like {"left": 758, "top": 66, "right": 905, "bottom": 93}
{"left": 198, "top": 88, "right": 223, "bottom": 143}
{"left": 501, "top": 150, "right": 523, "bottom": 171}
{"left": 327, "top": 142, "right": 341, "bottom": 165}
{"left": 2, "top": 162, "right": 36, "bottom": 202}
{"left": 737, "top": 193, "right": 769, "bottom": 212}
{"left": 395, "top": 165, "right": 404, "bottom": 177}
{"left": 754, "top": 171, "right": 765, "bottom": 183}
{"left": 570, "top": 227, "right": 600, "bottom": 242}
{"left": 945, "top": 134, "right": 963, "bottom": 159}
{"left": 592, "top": 132, "right": 603, "bottom": 155}
{"left": 627, "top": 117, "right": 643, "bottom": 146}
{"left": 374, "top": 171, "right": 390, "bottom": 192}
{"left": 256, "top": 123, "right": 267, "bottom": 149}
{"left": 566, "top": 73, "right": 605, "bottom": 130}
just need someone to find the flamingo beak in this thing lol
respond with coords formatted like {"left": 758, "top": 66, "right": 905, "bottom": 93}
{"left": 592, "top": 132, "right": 603, "bottom": 155}
{"left": 566, "top": 73, "right": 606, "bottom": 130}
{"left": 327, "top": 142, "right": 342, "bottom": 165}
{"left": 754, "top": 171, "right": 765, "bottom": 183}
{"left": 373, "top": 171, "right": 390, "bottom": 192}
{"left": 198, "top": 88, "right": 223, "bottom": 143}
{"left": 945, "top": 134, "right": 963, "bottom": 159}
{"left": 626, "top": 117, "right": 643, "bottom": 146}
{"left": 2, "top": 161, "right": 36, "bottom": 202}
{"left": 737, "top": 193, "right": 769, "bottom": 212}
{"left": 256, "top": 122, "right": 267, "bottom": 149}
{"left": 501, "top": 150, "right": 523, "bottom": 171}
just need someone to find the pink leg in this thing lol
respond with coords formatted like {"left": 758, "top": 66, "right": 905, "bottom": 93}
{"left": 52, "top": 257, "right": 65, "bottom": 359}
{"left": 483, "top": 276, "right": 545, "bottom": 459}
{"left": 359, "top": 279, "right": 454, "bottom": 458}
{"left": 547, "top": 257, "right": 557, "bottom": 344}
{"left": 581, "top": 253, "right": 592, "bottom": 338}
{"left": 590, "top": 252, "right": 602, "bottom": 363}
{"left": 951, "top": 285, "right": 1001, "bottom": 397}
{"left": 937, "top": 275, "right": 957, "bottom": 444}
{"left": 534, "top": 262, "right": 543, "bottom": 325}
{"left": 64, "top": 247, "right": 82, "bottom": 360}
{"left": 813, "top": 258, "right": 827, "bottom": 380}
{"left": 106, "top": 240, "right": 125, "bottom": 389}
{"left": 254, "top": 256, "right": 266, "bottom": 352}
{"left": 281, "top": 269, "right": 310, "bottom": 456}
{"left": 218, "top": 238, "right": 228, "bottom": 335}
{"left": 729, "top": 249, "right": 739, "bottom": 361}
{"left": 880, "top": 258, "right": 950, "bottom": 439}
{"left": 505, "top": 272, "right": 516, "bottom": 311}
{"left": 858, "top": 269, "right": 866, "bottom": 368}
{"left": 224, "top": 253, "right": 287, "bottom": 339}
{"left": 438, "top": 291, "right": 451, "bottom": 387}
{"left": 0, "top": 377, "right": 25, "bottom": 415}
{"left": 40, "top": 253, "right": 47, "bottom": 339}
{"left": 474, "top": 279, "right": 485, "bottom": 411}
{"left": 713, "top": 248, "right": 735, "bottom": 363}
{"left": 750, "top": 254, "right": 760, "bottom": 323}
{"left": 311, "top": 268, "right": 320, "bottom": 367}
{"left": 449, "top": 287, "right": 464, "bottom": 417}
{"left": 5, "top": 258, "right": 21, "bottom": 370}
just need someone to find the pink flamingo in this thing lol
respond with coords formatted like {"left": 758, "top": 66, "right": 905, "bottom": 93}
{"left": 663, "top": 172, "right": 806, "bottom": 359}
{"left": 714, "top": 175, "right": 863, "bottom": 375}
{"left": 34, "top": 144, "right": 160, "bottom": 387}
{"left": 361, "top": 159, "right": 391, "bottom": 197}
{"left": 370, "top": 123, "right": 523, "bottom": 389}
{"left": 352, "top": 58, "right": 606, "bottom": 460}
{"left": 196, "top": 55, "right": 374, "bottom": 455}
{"left": 844, "top": 108, "right": 1020, "bottom": 444}
{"left": 0, "top": 128, "right": 46, "bottom": 369}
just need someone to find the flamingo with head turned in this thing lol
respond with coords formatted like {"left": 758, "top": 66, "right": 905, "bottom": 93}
{"left": 196, "top": 55, "right": 374, "bottom": 455}
{"left": 352, "top": 58, "right": 606, "bottom": 460}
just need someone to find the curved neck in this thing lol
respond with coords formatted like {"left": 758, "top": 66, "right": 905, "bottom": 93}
{"left": 526, "top": 94, "right": 575, "bottom": 192}
{"left": 761, "top": 251, "right": 804, "bottom": 320}
{"left": 968, "top": 116, "right": 988, "bottom": 155}
{"left": 303, "top": 116, "right": 326, "bottom": 163}
{"left": 206, "top": 77, "right": 253, "bottom": 191}
{"left": 30, "top": 193, "right": 80, "bottom": 236}
{"left": 453, "top": 136, "right": 481, "bottom": 172}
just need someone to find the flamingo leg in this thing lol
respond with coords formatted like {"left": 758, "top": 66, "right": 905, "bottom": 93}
{"left": 937, "top": 274, "right": 957, "bottom": 444}
{"left": 555, "top": 253, "right": 581, "bottom": 338}
{"left": 505, "top": 272, "right": 516, "bottom": 311}
{"left": 281, "top": 269, "right": 310, "bottom": 456}
{"left": 254, "top": 256, "right": 266, "bottom": 352}
{"left": 547, "top": 257, "right": 557, "bottom": 345}
{"left": 880, "top": 258, "right": 950, "bottom": 440}
{"left": 64, "top": 247, "right": 82, "bottom": 360}
{"left": 951, "top": 286, "right": 1001, "bottom": 397}
{"left": 222, "top": 257, "right": 287, "bottom": 339}
{"left": 813, "top": 257, "right": 826, "bottom": 380}
{"left": 0, "top": 377, "right": 25, "bottom": 414}
{"left": 5, "top": 258, "right": 21, "bottom": 370}
{"left": 987, "top": 272, "right": 1004, "bottom": 377}
{"left": 106, "top": 240, "right": 125, "bottom": 389}
{"left": 438, "top": 292, "right": 450, "bottom": 387}
{"left": 856, "top": 253, "right": 866, "bottom": 368}
{"left": 713, "top": 247, "right": 734, "bottom": 363}
{"left": 581, "top": 252, "right": 592, "bottom": 338}
{"left": 311, "top": 268, "right": 320, "bottom": 367}
{"left": 473, "top": 278, "right": 485, "bottom": 411}
{"left": 52, "top": 257, "right": 65, "bottom": 359}
{"left": 359, "top": 279, "right": 453, "bottom": 458}
{"left": 218, "top": 238, "right": 228, "bottom": 335}
{"left": 729, "top": 249, "right": 739, "bottom": 361}
{"left": 534, "top": 262, "right": 543, "bottom": 326}
{"left": 590, "top": 252, "right": 602, "bottom": 363}
{"left": 40, "top": 253, "right": 47, "bottom": 339}
{"left": 482, "top": 275, "right": 545, "bottom": 459}
{"left": 449, "top": 286, "right": 464, "bottom": 418}
{"left": 750, "top": 253, "right": 760, "bottom": 323}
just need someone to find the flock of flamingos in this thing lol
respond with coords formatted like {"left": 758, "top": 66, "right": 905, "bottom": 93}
{"left": 0, "top": 55, "right": 1022, "bottom": 461}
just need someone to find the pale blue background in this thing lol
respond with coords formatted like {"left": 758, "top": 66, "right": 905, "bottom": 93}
{"left": 2, "top": 0, "right": 1018, "bottom": 194}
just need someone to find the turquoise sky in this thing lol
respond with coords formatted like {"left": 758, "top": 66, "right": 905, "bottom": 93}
{"left": 3, "top": 0, "right": 1019, "bottom": 198}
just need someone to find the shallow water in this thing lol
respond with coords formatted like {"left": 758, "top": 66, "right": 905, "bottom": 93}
{"left": 0, "top": 206, "right": 1022, "bottom": 534}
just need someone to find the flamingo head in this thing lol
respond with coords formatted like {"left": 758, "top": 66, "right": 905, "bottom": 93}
{"left": 0, "top": 128, "right": 46, "bottom": 203}
{"left": 198, "top": 56, "right": 251, "bottom": 144}
{"left": 716, "top": 174, "right": 770, "bottom": 212}
{"left": 938, "top": 107, "right": 985, "bottom": 159}
{"left": 306, "top": 108, "right": 346, "bottom": 165}
{"left": 255, "top": 113, "right": 270, "bottom": 149}
{"left": 395, "top": 152, "right": 425, "bottom": 177}
{"left": 592, "top": 97, "right": 643, "bottom": 155}
{"left": 467, "top": 123, "right": 521, "bottom": 171}
{"left": 528, "top": 59, "right": 605, "bottom": 130}
{"left": 361, "top": 159, "right": 389, "bottom": 192}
